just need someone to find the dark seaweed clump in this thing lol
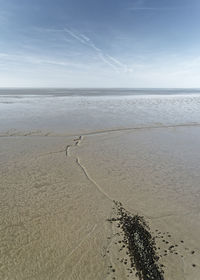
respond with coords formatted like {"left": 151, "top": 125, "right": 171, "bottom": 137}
{"left": 111, "top": 201, "right": 164, "bottom": 280}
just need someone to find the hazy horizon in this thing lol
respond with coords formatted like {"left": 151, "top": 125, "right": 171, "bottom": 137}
{"left": 1, "top": 87, "right": 200, "bottom": 90}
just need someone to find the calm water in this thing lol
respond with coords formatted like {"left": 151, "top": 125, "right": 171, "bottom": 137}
{"left": 0, "top": 88, "right": 200, "bottom": 134}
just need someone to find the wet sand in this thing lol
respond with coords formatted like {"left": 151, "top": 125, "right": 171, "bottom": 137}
{"left": 1, "top": 126, "right": 200, "bottom": 279}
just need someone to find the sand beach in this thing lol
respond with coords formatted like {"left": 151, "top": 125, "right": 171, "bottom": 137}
{"left": 1, "top": 92, "right": 200, "bottom": 279}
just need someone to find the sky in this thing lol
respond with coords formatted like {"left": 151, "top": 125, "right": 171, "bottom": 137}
{"left": 0, "top": 0, "right": 200, "bottom": 88}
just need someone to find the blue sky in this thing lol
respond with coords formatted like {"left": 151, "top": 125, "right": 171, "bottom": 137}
{"left": 0, "top": 0, "right": 200, "bottom": 87}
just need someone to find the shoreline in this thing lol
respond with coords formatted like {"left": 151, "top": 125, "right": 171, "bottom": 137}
{"left": 1, "top": 121, "right": 200, "bottom": 138}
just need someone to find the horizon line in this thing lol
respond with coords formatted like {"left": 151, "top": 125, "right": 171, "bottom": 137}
{"left": 0, "top": 87, "right": 200, "bottom": 90}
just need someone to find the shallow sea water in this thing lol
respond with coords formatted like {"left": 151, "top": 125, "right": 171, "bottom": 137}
{"left": 0, "top": 88, "right": 200, "bottom": 134}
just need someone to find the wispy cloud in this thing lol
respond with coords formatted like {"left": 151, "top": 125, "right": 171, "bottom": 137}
{"left": 0, "top": 51, "right": 91, "bottom": 70}
{"left": 64, "top": 27, "right": 132, "bottom": 73}
{"left": 0, "top": 11, "right": 9, "bottom": 24}
{"left": 0, "top": 52, "right": 8, "bottom": 58}
{"left": 23, "top": 26, "right": 133, "bottom": 73}
{"left": 129, "top": 7, "right": 177, "bottom": 11}
{"left": 128, "top": 0, "right": 177, "bottom": 11}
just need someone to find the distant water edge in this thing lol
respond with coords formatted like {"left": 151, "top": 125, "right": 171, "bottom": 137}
{"left": 1, "top": 88, "right": 200, "bottom": 96}
{"left": 1, "top": 88, "right": 200, "bottom": 133}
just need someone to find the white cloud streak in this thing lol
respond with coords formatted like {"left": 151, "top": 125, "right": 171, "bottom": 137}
{"left": 64, "top": 27, "right": 132, "bottom": 73}
{"left": 129, "top": 7, "right": 176, "bottom": 11}
{"left": 0, "top": 52, "right": 91, "bottom": 70}
{"left": 128, "top": 0, "right": 177, "bottom": 11}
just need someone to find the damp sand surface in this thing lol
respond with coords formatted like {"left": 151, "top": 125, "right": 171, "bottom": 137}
{"left": 1, "top": 126, "right": 200, "bottom": 279}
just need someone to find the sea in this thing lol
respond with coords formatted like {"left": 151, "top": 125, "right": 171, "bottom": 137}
{"left": 1, "top": 88, "right": 200, "bottom": 135}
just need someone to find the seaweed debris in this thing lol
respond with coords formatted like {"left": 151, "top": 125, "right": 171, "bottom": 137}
{"left": 109, "top": 201, "right": 164, "bottom": 280}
